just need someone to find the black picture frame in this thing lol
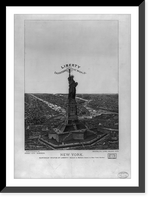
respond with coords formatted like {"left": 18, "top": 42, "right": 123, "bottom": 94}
{"left": 3, "top": 3, "right": 145, "bottom": 193}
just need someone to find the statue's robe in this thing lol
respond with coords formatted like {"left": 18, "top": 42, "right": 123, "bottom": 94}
{"left": 68, "top": 76, "right": 78, "bottom": 100}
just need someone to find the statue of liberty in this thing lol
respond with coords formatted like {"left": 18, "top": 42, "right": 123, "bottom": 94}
{"left": 68, "top": 69, "right": 78, "bottom": 100}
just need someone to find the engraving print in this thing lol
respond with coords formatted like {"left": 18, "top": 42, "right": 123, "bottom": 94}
{"left": 24, "top": 20, "right": 119, "bottom": 150}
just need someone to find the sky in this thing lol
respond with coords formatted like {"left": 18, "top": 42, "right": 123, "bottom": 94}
{"left": 25, "top": 20, "right": 118, "bottom": 94}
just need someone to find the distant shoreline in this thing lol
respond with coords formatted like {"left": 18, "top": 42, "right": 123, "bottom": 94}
{"left": 25, "top": 93, "right": 119, "bottom": 95}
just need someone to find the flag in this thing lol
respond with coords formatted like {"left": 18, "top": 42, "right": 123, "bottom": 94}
{"left": 54, "top": 69, "right": 68, "bottom": 74}
{"left": 77, "top": 69, "right": 86, "bottom": 74}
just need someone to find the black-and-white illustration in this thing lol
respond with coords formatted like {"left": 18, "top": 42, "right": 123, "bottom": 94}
{"left": 24, "top": 20, "right": 119, "bottom": 150}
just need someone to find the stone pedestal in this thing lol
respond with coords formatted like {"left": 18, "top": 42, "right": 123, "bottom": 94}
{"left": 66, "top": 99, "right": 78, "bottom": 123}
{"left": 48, "top": 96, "right": 88, "bottom": 143}
{"left": 48, "top": 75, "right": 96, "bottom": 144}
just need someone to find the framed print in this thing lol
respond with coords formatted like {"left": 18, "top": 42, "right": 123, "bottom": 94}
{"left": 4, "top": 3, "right": 145, "bottom": 193}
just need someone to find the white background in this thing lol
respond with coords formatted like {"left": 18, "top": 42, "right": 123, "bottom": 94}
{"left": 6, "top": 7, "right": 139, "bottom": 186}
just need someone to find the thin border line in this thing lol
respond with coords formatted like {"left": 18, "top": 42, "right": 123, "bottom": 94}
{"left": 118, "top": 20, "right": 119, "bottom": 149}
{"left": 24, "top": 19, "right": 121, "bottom": 21}
{"left": 24, "top": 20, "right": 25, "bottom": 151}
{"left": 14, "top": 12, "right": 15, "bottom": 183}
